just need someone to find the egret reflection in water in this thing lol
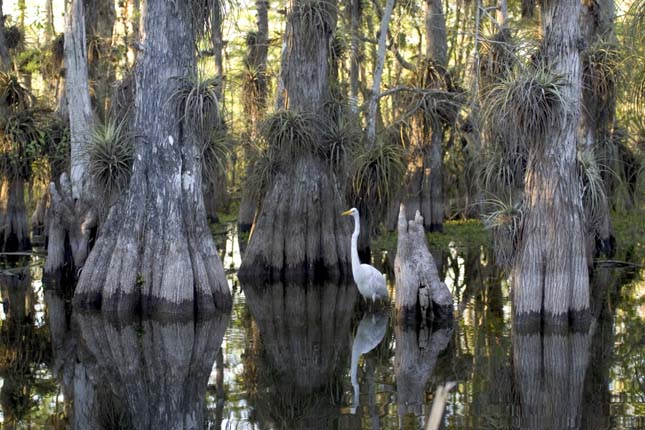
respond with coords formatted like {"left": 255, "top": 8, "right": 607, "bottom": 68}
{"left": 350, "top": 308, "right": 389, "bottom": 412}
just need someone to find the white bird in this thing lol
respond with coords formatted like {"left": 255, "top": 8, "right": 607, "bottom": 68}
{"left": 341, "top": 208, "right": 389, "bottom": 303}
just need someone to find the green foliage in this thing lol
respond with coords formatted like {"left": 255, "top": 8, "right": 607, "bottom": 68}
{"left": 170, "top": 74, "right": 221, "bottom": 142}
{"left": 577, "top": 147, "right": 608, "bottom": 228}
{"left": 86, "top": 119, "right": 134, "bottom": 198}
{"left": 482, "top": 63, "right": 569, "bottom": 149}
{"left": 349, "top": 138, "right": 406, "bottom": 212}
{"left": 295, "top": 0, "right": 336, "bottom": 34}
{"left": 203, "top": 126, "right": 233, "bottom": 185}
{"left": 0, "top": 109, "right": 53, "bottom": 179}
{"left": 320, "top": 100, "right": 361, "bottom": 172}
{"left": 583, "top": 40, "right": 621, "bottom": 105}
{"left": 0, "top": 72, "right": 34, "bottom": 111}
{"left": 261, "top": 109, "right": 318, "bottom": 163}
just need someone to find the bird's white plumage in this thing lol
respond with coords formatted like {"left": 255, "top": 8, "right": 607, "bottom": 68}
{"left": 342, "top": 208, "right": 389, "bottom": 302}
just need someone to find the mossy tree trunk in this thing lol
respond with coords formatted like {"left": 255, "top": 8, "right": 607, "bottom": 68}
{"left": 238, "top": 0, "right": 269, "bottom": 233}
{"left": 238, "top": 0, "right": 351, "bottom": 281}
{"left": 73, "top": 0, "right": 231, "bottom": 316}
{"left": 581, "top": 0, "right": 616, "bottom": 257}
{"left": 512, "top": 0, "right": 589, "bottom": 327}
{"left": 405, "top": 0, "right": 447, "bottom": 232}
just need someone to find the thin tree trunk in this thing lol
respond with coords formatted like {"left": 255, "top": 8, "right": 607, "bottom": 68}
{"left": 73, "top": 0, "right": 231, "bottom": 316}
{"left": 581, "top": 0, "right": 616, "bottom": 257}
{"left": 513, "top": 0, "right": 589, "bottom": 327}
{"left": 365, "top": 0, "right": 395, "bottom": 145}
{"left": 496, "top": 0, "right": 508, "bottom": 28}
{"left": 0, "top": 0, "right": 11, "bottom": 69}
{"left": 521, "top": 0, "right": 535, "bottom": 20}
{"left": 45, "top": 0, "right": 98, "bottom": 282}
{"left": 238, "top": 0, "right": 270, "bottom": 233}
{"left": 349, "top": 0, "right": 361, "bottom": 109}
{"left": 0, "top": 177, "right": 30, "bottom": 252}
{"left": 239, "top": 0, "right": 351, "bottom": 281}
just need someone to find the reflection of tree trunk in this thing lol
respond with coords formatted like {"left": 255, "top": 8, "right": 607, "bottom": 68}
{"left": 75, "top": 312, "right": 229, "bottom": 429}
{"left": 242, "top": 282, "right": 357, "bottom": 429}
{"left": 513, "top": 329, "right": 592, "bottom": 430}
{"left": 394, "top": 322, "right": 452, "bottom": 425}
{"left": 0, "top": 176, "right": 31, "bottom": 252}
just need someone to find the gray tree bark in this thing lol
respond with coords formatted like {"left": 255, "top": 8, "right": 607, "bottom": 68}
{"left": 512, "top": 0, "right": 589, "bottom": 327}
{"left": 394, "top": 205, "right": 452, "bottom": 323}
{"left": 44, "top": 0, "right": 97, "bottom": 283}
{"left": 84, "top": 0, "right": 116, "bottom": 118}
{"left": 238, "top": 0, "right": 351, "bottom": 281}
{"left": 72, "top": 0, "right": 232, "bottom": 316}
{"left": 238, "top": 0, "right": 269, "bottom": 233}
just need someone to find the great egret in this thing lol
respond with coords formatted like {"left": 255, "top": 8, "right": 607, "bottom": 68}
{"left": 341, "top": 208, "right": 389, "bottom": 302}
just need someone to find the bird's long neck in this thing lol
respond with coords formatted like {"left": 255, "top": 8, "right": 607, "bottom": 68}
{"left": 351, "top": 214, "right": 361, "bottom": 272}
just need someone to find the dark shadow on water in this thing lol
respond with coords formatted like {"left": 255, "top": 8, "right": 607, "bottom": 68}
{"left": 241, "top": 281, "right": 358, "bottom": 429}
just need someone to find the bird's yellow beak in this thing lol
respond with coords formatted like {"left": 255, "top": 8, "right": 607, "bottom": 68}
{"left": 341, "top": 209, "right": 353, "bottom": 216}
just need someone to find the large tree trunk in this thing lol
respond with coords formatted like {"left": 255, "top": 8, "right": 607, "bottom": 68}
{"left": 238, "top": 0, "right": 351, "bottom": 281}
{"left": 512, "top": 0, "right": 589, "bottom": 327}
{"left": 238, "top": 0, "right": 269, "bottom": 233}
{"left": 581, "top": 0, "right": 616, "bottom": 257}
{"left": 72, "top": 0, "right": 232, "bottom": 316}
{"left": 0, "top": 176, "right": 30, "bottom": 252}
{"left": 394, "top": 205, "right": 452, "bottom": 323}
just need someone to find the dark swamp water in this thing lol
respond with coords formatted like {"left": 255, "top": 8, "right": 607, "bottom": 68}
{"left": 0, "top": 224, "right": 643, "bottom": 429}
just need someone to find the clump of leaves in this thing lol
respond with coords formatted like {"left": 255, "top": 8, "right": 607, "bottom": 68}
{"left": 203, "top": 126, "right": 233, "bottom": 185}
{"left": 244, "top": 142, "right": 275, "bottom": 200}
{"left": 479, "top": 139, "right": 526, "bottom": 195}
{"left": 86, "top": 119, "right": 133, "bottom": 198}
{"left": 582, "top": 40, "right": 621, "bottom": 106}
{"left": 319, "top": 99, "right": 361, "bottom": 172}
{"left": 0, "top": 73, "right": 34, "bottom": 111}
{"left": 261, "top": 109, "right": 319, "bottom": 164}
{"left": 482, "top": 63, "right": 568, "bottom": 150}
{"left": 170, "top": 74, "right": 220, "bottom": 142}
{"left": 349, "top": 138, "right": 406, "bottom": 212}
{"left": 4, "top": 25, "right": 21, "bottom": 50}
{"left": 0, "top": 109, "right": 49, "bottom": 178}
{"left": 481, "top": 196, "right": 524, "bottom": 268}
{"left": 479, "top": 28, "right": 517, "bottom": 87}
{"left": 240, "top": 64, "right": 268, "bottom": 116}
{"left": 295, "top": 0, "right": 336, "bottom": 34}
{"left": 577, "top": 147, "right": 607, "bottom": 229}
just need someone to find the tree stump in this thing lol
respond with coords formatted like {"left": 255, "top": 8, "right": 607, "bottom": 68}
{"left": 394, "top": 204, "right": 452, "bottom": 324}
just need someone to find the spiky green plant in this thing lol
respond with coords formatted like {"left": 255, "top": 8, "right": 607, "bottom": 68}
{"left": 577, "top": 147, "right": 607, "bottom": 228}
{"left": 244, "top": 142, "right": 275, "bottom": 200}
{"left": 582, "top": 40, "right": 621, "bottom": 105}
{"left": 261, "top": 110, "right": 319, "bottom": 164}
{"left": 0, "top": 109, "right": 47, "bottom": 178}
{"left": 203, "top": 127, "right": 233, "bottom": 185}
{"left": 482, "top": 63, "right": 568, "bottom": 150}
{"left": 170, "top": 74, "right": 220, "bottom": 142}
{"left": 240, "top": 64, "right": 268, "bottom": 116}
{"left": 481, "top": 196, "right": 524, "bottom": 268}
{"left": 349, "top": 139, "right": 406, "bottom": 211}
{"left": 86, "top": 119, "right": 133, "bottom": 198}
{"left": 295, "top": 0, "right": 336, "bottom": 33}
{"left": 0, "top": 73, "right": 34, "bottom": 111}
